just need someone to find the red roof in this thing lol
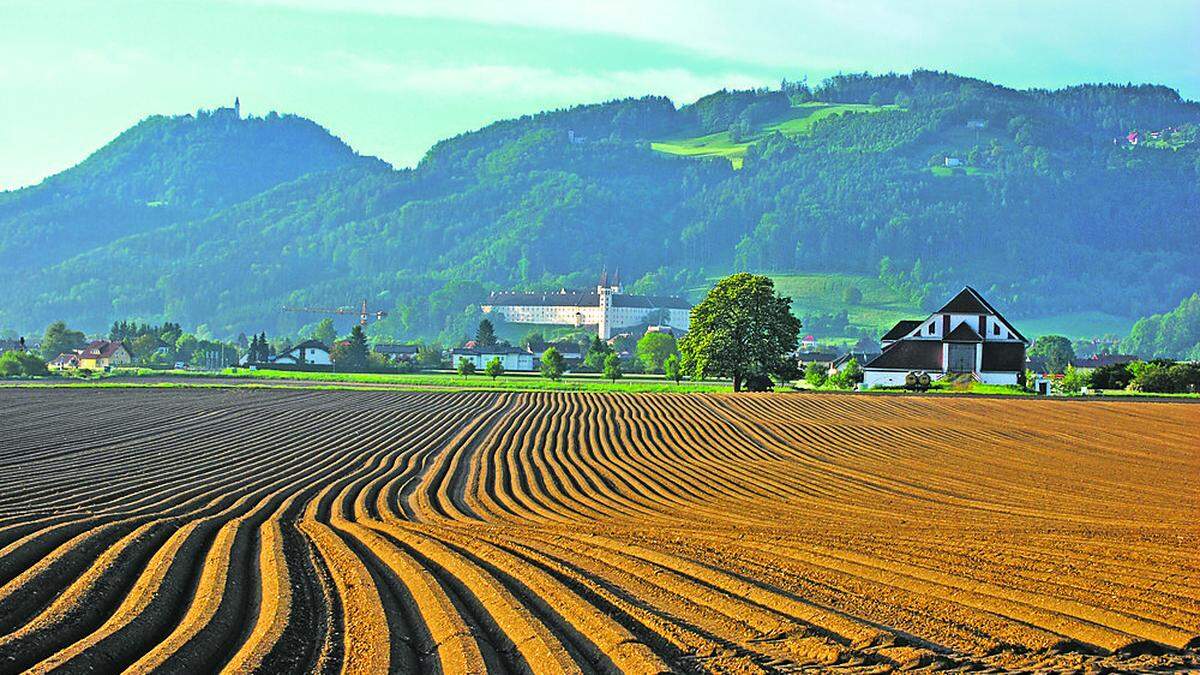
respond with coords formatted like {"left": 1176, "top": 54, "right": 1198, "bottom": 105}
{"left": 80, "top": 340, "right": 128, "bottom": 359}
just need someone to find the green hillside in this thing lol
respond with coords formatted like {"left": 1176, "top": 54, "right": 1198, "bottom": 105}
{"left": 0, "top": 70, "right": 1197, "bottom": 346}
{"left": 651, "top": 102, "right": 892, "bottom": 168}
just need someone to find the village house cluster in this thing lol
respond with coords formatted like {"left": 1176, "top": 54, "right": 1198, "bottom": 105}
{"left": 48, "top": 340, "right": 133, "bottom": 371}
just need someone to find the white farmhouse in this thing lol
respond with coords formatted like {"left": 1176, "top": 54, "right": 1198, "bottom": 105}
{"left": 863, "top": 287, "right": 1028, "bottom": 388}
{"left": 450, "top": 346, "right": 535, "bottom": 372}
{"left": 273, "top": 339, "right": 332, "bottom": 366}
{"left": 482, "top": 273, "right": 690, "bottom": 339}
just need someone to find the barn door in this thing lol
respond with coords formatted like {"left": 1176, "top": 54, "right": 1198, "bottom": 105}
{"left": 948, "top": 344, "right": 976, "bottom": 372}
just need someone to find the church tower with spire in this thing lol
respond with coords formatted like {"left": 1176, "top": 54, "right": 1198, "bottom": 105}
{"left": 234, "top": 96, "right": 241, "bottom": 118}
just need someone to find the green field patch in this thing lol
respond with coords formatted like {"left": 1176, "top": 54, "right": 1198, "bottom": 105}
{"left": 651, "top": 102, "right": 892, "bottom": 169}
{"left": 930, "top": 165, "right": 990, "bottom": 177}
{"left": 95, "top": 367, "right": 734, "bottom": 393}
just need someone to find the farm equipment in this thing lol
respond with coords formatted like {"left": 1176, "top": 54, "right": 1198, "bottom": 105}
{"left": 904, "top": 371, "right": 933, "bottom": 392}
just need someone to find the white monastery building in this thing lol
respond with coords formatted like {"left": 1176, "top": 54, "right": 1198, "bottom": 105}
{"left": 862, "top": 287, "right": 1028, "bottom": 388}
{"left": 481, "top": 273, "right": 690, "bottom": 339}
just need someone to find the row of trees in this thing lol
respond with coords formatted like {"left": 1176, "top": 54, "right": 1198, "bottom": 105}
{"left": 1059, "top": 360, "right": 1200, "bottom": 394}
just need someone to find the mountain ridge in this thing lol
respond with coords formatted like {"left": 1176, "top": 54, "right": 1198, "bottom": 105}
{"left": 1, "top": 70, "right": 1197, "bottom": 343}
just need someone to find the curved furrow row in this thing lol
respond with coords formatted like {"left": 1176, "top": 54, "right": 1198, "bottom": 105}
{"left": 0, "top": 388, "right": 1195, "bottom": 673}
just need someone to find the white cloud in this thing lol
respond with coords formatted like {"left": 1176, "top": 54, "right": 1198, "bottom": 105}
{"left": 296, "top": 53, "right": 773, "bottom": 104}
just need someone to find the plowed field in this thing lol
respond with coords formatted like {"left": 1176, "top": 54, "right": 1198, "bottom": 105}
{"left": 1, "top": 388, "right": 1197, "bottom": 673}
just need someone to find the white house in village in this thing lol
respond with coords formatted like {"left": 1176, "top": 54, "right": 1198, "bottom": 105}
{"left": 273, "top": 340, "right": 332, "bottom": 366}
{"left": 481, "top": 272, "right": 690, "bottom": 339}
{"left": 450, "top": 345, "right": 535, "bottom": 372}
{"left": 863, "top": 287, "right": 1028, "bottom": 387}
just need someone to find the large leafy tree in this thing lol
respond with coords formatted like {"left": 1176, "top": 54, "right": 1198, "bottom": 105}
{"left": 1029, "top": 335, "right": 1075, "bottom": 374}
{"left": 636, "top": 332, "right": 677, "bottom": 373}
{"left": 679, "top": 273, "right": 801, "bottom": 391}
{"left": 40, "top": 321, "right": 86, "bottom": 359}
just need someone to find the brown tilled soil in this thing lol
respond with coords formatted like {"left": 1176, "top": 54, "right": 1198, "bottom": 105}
{"left": 0, "top": 388, "right": 1196, "bottom": 673}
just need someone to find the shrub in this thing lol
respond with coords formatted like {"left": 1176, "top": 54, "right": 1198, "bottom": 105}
{"left": 540, "top": 347, "right": 565, "bottom": 381}
{"left": 603, "top": 354, "right": 623, "bottom": 383}
{"left": 1088, "top": 362, "right": 1131, "bottom": 390}
{"left": 0, "top": 351, "right": 49, "bottom": 377}
{"left": 804, "top": 362, "right": 827, "bottom": 387}
{"left": 1130, "top": 361, "right": 1200, "bottom": 393}
{"left": 745, "top": 374, "right": 774, "bottom": 392}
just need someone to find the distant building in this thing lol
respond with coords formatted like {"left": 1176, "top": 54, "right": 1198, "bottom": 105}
{"left": 0, "top": 337, "right": 27, "bottom": 353}
{"left": 49, "top": 353, "right": 80, "bottom": 370}
{"left": 537, "top": 341, "right": 583, "bottom": 361}
{"left": 482, "top": 272, "right": 690, "bottom": 339}
{"left": 863, "top": 287, "right": 1028, "bottom": 387}
{"left": 966, "top": 119, "right": 987, "bottom": 129}
{"left": 799, "top": 334, "right": 818, "bottom": 351}
{"left": 1071, "top": 354, "right": 1138, "bottom": 370}
{"left": 944, "top": 157, "right": 963, "bottom": 167}
{"left": 450, "top": 345, "right": 535, "bottom": 372}
{"left": 796, "top": 351, "right": 839, "bottom": 370}
{"left": 1127, "top": 130, "right": 1140, "bottom": 145}
{"left": 215, "top": 96, "right": 241, "bottom": 119}
{"left": 373, "top": 343, "right": 420, "bottom": 362}
{"left": 833, "top": 350, "right": 880, "bottom": 373}
{"left": 273, "top": 340, "right": 331, "bottom": 366}
{"left": 75, "top": 340, "right": 133, "bottom": 370}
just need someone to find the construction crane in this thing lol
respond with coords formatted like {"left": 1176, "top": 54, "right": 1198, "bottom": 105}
{"left": 282, "top": 299, "right": 389, "bottom": 326}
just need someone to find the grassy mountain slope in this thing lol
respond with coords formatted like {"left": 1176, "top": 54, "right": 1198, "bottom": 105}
{"left": 1, "top": 70, "right": 1197, "bottom": 345}
{"left": 652, "top": 102, "right": 893, "bottom": 168}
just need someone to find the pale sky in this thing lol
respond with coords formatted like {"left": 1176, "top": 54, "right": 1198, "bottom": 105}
{"left": 1, "top": 0, "right": 1197, "bottom": 190}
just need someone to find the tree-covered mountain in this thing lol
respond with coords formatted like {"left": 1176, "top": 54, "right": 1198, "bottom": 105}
{"left": 0, "top": 106, "right": 373, "bottom": 270}
{"left": 1, "top": 71, "right": 1197, "bottom": 344}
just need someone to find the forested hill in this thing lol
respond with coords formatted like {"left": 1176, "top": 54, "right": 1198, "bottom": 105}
{"left": 0, "top": 108, "right": 373, "bottom": 270}
{"left": 1, "top": 70, "right": 1198, "bottom": 343}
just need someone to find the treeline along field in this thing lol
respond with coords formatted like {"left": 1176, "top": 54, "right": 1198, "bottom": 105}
{"left": 0, "top": 388, "right": 1197, "bottom": 672}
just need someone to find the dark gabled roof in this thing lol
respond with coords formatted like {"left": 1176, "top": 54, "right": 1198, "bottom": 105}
{"left": 937, "top": 286, "right": 992, "bottom": 314}
{"left": 945, "top": 323, "right": 982, "bottom": 342}
{"left": 1071, "top": 354, "right": 1138, "bottom": 368}
{"left": 935, "top": 286, "right": 1028, "bottom": 344}
{"left": 796, "top": 351, "right": 839, "bottom": 363}
{"left": 486, "top": 291, "right": 598, "bottom": 307}
{"left": 80, "top": 340, "right": 129, "bottom": 359}
{"left": 880, "top": 320, "right": 922, "bottom": 342}
{"left": 611, "top": 294, "right": 691, "bottom": 310}
{"left": 864, "top": 340, "right": 943, "bottom": 371}
{"left": 291, "top": 339, "right": 330, "bottom": 352}
{"left": 981, "top": 342, "right": 1026, "bottom": 372}
{"left": 450, "top": 346, "right": 530, "bottom": 356}
{"left": 834, "top": 351, "right": 881, "bottom": 367}
{"left": 373, "top": 343, "right": 419, "bottom": 355}
{"left": 485, "top": 290, "right": 689, "bottom": 310}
